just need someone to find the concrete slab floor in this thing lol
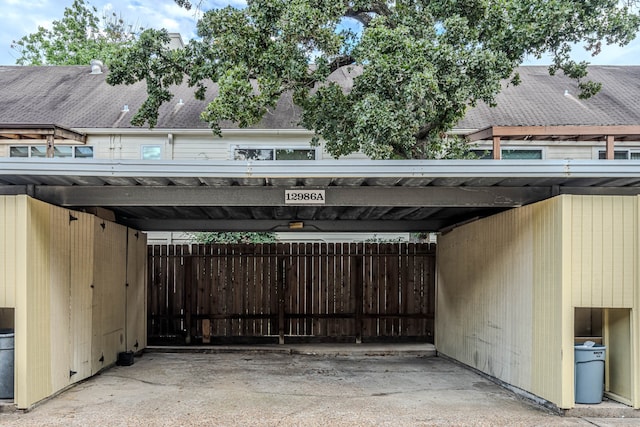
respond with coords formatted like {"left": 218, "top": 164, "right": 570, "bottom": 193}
{"left": 0, "top": 349, "right": 637, "bottom": 426}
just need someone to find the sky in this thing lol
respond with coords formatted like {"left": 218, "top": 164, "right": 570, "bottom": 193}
{"left": 0, "top": 0, "right": 639, "bottom": 66}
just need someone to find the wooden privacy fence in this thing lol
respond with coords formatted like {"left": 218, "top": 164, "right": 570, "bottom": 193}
{"left": 148, "top": 243, "right": 435, "bottom": 345}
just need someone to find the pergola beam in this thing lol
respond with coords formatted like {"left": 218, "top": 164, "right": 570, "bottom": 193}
{"left": 0, "top": 124, "right": 86, "bottom": 143}
{"left": 466, "top": 125, "right": 640, "bottom": 143}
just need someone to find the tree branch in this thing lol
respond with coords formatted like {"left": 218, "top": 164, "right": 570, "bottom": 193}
{"left": 329, "top": 54, "right": 355, "bottom": 73}
{"left": 344, "top": 1, "right": 392, "bottom": 26}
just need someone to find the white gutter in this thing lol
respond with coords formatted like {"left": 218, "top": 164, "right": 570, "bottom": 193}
{"left": 73, "top": 128, "right": 313, "bottom": 136}
{"left": 1, "top": 159, "right": 640, "bottom": 179}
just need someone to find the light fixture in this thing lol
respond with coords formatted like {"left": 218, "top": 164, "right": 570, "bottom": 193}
{"left": 288, "top": 221, "right": 304, "bottom": 229}
{"left": 121, "top": 104, "right": 129, "bottom": 113}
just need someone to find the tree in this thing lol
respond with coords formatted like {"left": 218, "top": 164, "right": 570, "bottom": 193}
{"left": 12, "top": 0, "right": 142, "bottom": 66}
{"left": 108, "top": 1, "right": 640, "bottom": 159}
{"left": 191, "top": 232, "right": 277, "bottom": 244}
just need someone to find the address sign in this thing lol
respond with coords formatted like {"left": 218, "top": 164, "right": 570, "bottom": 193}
{"left": 285, "top": 189, "right": 326, "bottom": 205}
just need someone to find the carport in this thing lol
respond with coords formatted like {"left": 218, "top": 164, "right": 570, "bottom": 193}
{"left": 2, "top": 158, "right": 640, "bottom": 411}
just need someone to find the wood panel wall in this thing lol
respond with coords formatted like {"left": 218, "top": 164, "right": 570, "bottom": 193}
{"left": 437, "top": 197, "right": 566, "bottom": 407}
{"left": 438, "top": 195, "right": 640, "bottom": 409}
{"left": 0, "top": 195, "right": 146, "bottom": 409}
{"left": 568, "top": 195, "right": 637, "bottom": 308}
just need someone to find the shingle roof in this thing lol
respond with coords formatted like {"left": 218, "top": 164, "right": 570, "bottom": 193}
{"left": 0, "top": 65, "right": 300, "bottom": 130}
{"left": 457, "top": 66, "right": 640, "bottom": 129}
{"left": 0, "top": 65, "right": 639, "bottom": 131}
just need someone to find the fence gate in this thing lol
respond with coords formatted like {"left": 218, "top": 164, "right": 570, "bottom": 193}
{"left": 148, "top": 243, "right": 435, "bottom": 345}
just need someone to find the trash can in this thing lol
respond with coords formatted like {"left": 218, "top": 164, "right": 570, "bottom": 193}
{"left": 575, "top": 341, "right": 606, "bottom": 404}
{"left": 0, "top": 328, "right": 14, "bottom": 399}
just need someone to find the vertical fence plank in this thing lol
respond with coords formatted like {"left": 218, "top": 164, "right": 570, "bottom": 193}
{"left": 405, "top": 243, "right": 417, "bottom": 336}
{"left": 312, "top": 243, "right": 320, "bottom": 335}
{"left": 399, "top": 243, "right": 409, "bottom": 335}
{"left": 362, "top": 243, "right": 372, "bottom": 338}
{"left": 354, "top": 243, "right": 363, "bottom": 343}
{"left": 277, "top": 243, "right": 286, "bottom": 344}
{"left": 268, "top": 243, "right": 277, "bottom": 336}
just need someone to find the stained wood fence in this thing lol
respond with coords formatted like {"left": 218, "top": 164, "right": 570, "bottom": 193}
{"left": 148, "top": 243, "right": 435, "bottom": 345}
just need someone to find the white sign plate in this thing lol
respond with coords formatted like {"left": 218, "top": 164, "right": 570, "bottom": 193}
{"left": 285, "top": 189, "right": 326, "bottom": 205}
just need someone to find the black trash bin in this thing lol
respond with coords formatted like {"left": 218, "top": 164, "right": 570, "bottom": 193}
{"left": 575, "top": 342, "right": 606, "bottom": 404}
{"left": 0, "top": 328, "right": 14, "bottom": 399}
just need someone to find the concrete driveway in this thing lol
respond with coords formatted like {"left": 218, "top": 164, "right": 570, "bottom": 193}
{"left": 0, "top": 347, "right": 636, "bottom": 426}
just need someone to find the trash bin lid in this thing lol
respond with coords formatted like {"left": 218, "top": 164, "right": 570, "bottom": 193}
{"left": 575, "top": 345, "right": 606, "bottom": 350}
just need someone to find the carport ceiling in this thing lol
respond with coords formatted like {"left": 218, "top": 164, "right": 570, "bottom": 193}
{"left": 2, "top": 159, "right": 640, "bottom": 232}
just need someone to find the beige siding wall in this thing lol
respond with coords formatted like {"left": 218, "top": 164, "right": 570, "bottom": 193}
{"left": 0, "top": 196, "right": 25, "bottom": 309}
{"left": 545, "top": 146, "right": 593, "bottom": 160}
{"left": 19, "top": 198, "right": 53, "bottom": 407}
{"left": 126, "top": 228, "right": 148, "bottom": 351}
{"left": 437, "top": 197, "right": 567, "bottom": 406}
{"left": 69, "top": 211, "right": 95, "bottom": 384}
{"left": 437, "top": 195, "right": 640, "bottom": 409}
{"left": 567, "top": 196, "right": 637, "bottom": 308}
{"left": 85, "top": 132, "right": 367, "bottom": 161}
{"left": 92, "top": 220, "right": 128, "bottom": 373}
{"left": 1, "top": 196, "right": 146, "bottom": 409}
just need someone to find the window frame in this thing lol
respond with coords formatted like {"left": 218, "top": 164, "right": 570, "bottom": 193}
{"left": 141, "top": 145, "right": 163, "bottom": 160}
{"left": 469, "top": 146, "right": 545, "bottom": 160}
{"left": 9, "top": 145, "right": 94, "bottom": 159}
{"left": 595, "top": 148, "right": 640, "bottom": 160}
{"left": 231, "top": 145, "right": 318, "bottom": 161}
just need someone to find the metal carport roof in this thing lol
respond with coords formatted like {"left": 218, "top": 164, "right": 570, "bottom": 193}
{"left": 1, "top": 159, "right": 640, "bottom": 233}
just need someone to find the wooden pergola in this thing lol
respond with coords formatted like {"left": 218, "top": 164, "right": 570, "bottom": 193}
{"left": 466, "top": 125, "right": 640, "bottom": 160}
{"left": 0, "top": 124, "right": 87, "bottom": 158}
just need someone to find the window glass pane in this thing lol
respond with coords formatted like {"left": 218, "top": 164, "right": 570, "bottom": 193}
{"left": 598, "top": 150, "right": 628, "bottom": 159}
{"left": 233, "top": 148, "right": 274, "bottom": 161}
{"left": 469, "top": 149, "right": 493, "bottom": 159}
{"left": 75, "top": 146, "right": 94, "bottom": 158}
{"left": 631, "top": 152, "right": 640, "bottom": 160}
{"left": 275, "top": 149, "right": 316, "bottom": 160}
{"left": 142, "top": 145, "right": 162, "bottom": 160}
{"left": 30, "top": 146, "right": 47, "bottom": 157}
{"left": 9, "top": 146, "right": 29, "bottom": 157}
{"left": 501, "top": 149, "right": 542, "bottom": 159}
{"left": 54, "top": 146, "right": 73, "bottom": 158}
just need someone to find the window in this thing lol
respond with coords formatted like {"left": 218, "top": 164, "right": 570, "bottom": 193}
{"left": 9, "top": 146, "right": 29, "bottom": 157}
{"left": 234, "top": 148, "right": 274, "bottom": 161}
{"left": 141, "top": 145, "right": 162, "bottom": 160}
{"left": 9, "top": 145, "right": 93, "bottom": 158}
{"left": 598, "top": 150, "right": 640, "bottom": 160}
{"left": 501, "top": 149, "right": 543, "bottom": 160}
{"left": 233, "top": 147, "right": 316, "bottom": 161}
{"left": 470, "top": 148, "right": 543, "bottom": 159}
{"left": 74, "top": 146, "right": 94, "bottom": 158}
{"left": 275, "top": 148, "right": 316, "bottom": 160}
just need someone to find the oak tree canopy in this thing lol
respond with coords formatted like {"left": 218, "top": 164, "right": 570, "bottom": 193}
{"left": 108, "top": 1, "right": 640, "bottom": 159}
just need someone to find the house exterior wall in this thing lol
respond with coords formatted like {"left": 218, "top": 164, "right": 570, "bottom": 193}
{"left": 4, "top": 132, "right": 640, "bottom": 161}
{"left": 437, "top": 195, "right": 640, "bottom": 409}
{"left": 471, "top": 139, "right": 640, "bottom": 160}
{"left": 0, "top": 195, "right": 146, "bottom": 409}
{"left": 81, "top": 131, "right": 368, "bottom": 161}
